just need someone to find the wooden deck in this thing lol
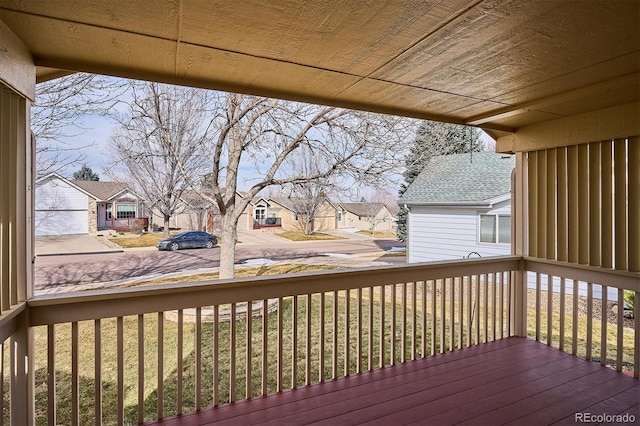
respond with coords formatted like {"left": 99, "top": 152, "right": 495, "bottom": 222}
{"left": 145, "top": 337, "right": 639, "bottom": 426}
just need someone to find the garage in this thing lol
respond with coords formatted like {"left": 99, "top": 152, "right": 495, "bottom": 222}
{"left": 35, "top": 174, "right": 90, "bottom": 236}
{"left": 34, "top": 209, "right": 88, "bottom": 236}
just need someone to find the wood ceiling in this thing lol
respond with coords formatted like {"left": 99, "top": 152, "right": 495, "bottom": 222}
{"left": 1, "top": 0, "right": 638, "bottom": 138}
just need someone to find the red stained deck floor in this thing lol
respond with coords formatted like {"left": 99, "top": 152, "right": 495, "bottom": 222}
{"left": 145, "top": 337, "right": 639, "bottom": 425}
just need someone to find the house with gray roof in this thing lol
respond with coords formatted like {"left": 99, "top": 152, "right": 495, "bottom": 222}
{"left": 35, "top": 173, "right": 147, "bottom": 235}
{"left": 399, "top": 152, "right": 515, "bottom": 262}
{"left": 336, "top": 202, "right": 397, "bottom": 233}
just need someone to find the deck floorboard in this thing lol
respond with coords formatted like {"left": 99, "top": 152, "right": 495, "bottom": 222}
{"left": 144, "top": 337, "right": 638, "bottom": 426}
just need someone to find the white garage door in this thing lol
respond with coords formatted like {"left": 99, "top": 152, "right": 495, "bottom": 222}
{"left": 35, "top": 210, "right": 88, "bottom": 236}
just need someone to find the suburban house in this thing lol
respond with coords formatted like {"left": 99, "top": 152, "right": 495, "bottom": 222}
{"left": 35, "top": 173, "right": 148, "bottom": 235}
{"left": 269, "top": 197, "right": 337, "bottom": 233}
{"left": 400, "top": 152, "right": 515, "bottom": 262}
{"left": 0, "top": 2, "right": 637, "bottom": 425}
{"left": 337, "top": 202, "right": 397, "bottom": 233}
{"left": 166, "top": 193, "right": 339, "bottom": 233}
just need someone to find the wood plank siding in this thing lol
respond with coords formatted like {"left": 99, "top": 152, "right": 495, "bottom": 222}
{"left": 145, "top": 338, "right": 639, "bottom": 426}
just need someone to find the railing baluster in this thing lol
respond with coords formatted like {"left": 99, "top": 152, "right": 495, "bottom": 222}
{"left": 475, "top": 275, "right": 480, "bottom": 345}
{"left": 401, "top": 282, "right": 406, "bottom": 363}
{"left": 72, "top": 322, "right": 79, "bottom": 426}
{"left": 431, "top": 280, "right": 436, "bottom": 354}
{"left": 535, "top": 273, "right": 541, "bottom": 341}
{"left": 177, "top": 310, "right": 183, "bottom": 415}
{"left": 499, "top": 272, "right": 504, "bottom": 340}
{"left": 306, "top": 294, "right": 311, "bottom": 385}
{"left": 507, "top": 271, "right": 512, "bottom": 337}
{"left": 195, "top": 307, "right": 202, "bottom": 411}
{"left": 230, "top": 303, "right": 236, "bottom": 402}
{"left": 559, "top": 278, "right": 565, "bottom": 351}
{"left": 440, "top": 279, "right": 445, "bottom": 353}
{"left": 246, "top": 301, "right": 252, "bottom": 398}
{"left": 572, "top": 280, "right": 578, "bottom": 355}
{"left": 483, "top": 274, "right": 488, "bottom": 343}
{"left": 137, "top": 315, "right": 144, "bottom": 423}
{"left": 291, "top": 296, "right": 297, "bottom": 388}
{"left": 586, "top": 283, "right": 593, "bottom": 361}
{"left": 277, "top": 297, "right": 283, "bottom": 391}
{"left": 616, "top": 290, "right": 623, "bottom": 372}
{"left": 380, "top": 285, "right": 385, "bottom": 367}
{"left": 157, "top": 312, "right": 164, "bottom": 419}
{"left": 458, "top": 277, "right": 464, "bottom": 349}
{"left": 492, "top": 273, "right": 497, "bottom": 342}
{"left": 390, "top": 284, "right": 396, "bottom": 364}
{"left": 357, "top": 287, "right": 362, "bottom": 372}
{"left": 449, "top": 278, "right": 455, "bottom": 351}
{"left": 600, "top": 285, "right": 607, "bottom": 367}
{"left": 212, "top": 305, "right": 219, "bottom": 406}
{"left": 262, "top": 299, "right": 268, "bottom": 396}
{"left": 368, "top": 287, "right": 374, "bottom": 369}
{"left": 421, "top": 281, "right": 427, "bottom": 357}
{"left": 47, "top": 325, "right": 56, "bottom": 426}
{"left": 117, "top": 317, "right": 124, "bottom": 425}
{"left": 319, "top": 293, "right": 325, "bottom": 382}
{"left": 547, "top": 275, "right": 553, "bottom": 346}
{"left": 345, "top": 289, "right": 351, "bottom": 375}
{"left": 94, "top": 320, "right": 102, "bottom": 426}
{"left": 634, "top": 291, "right": 639, "bottom": 379}
{"left": 466, "top": 277, "right": 472, "bottom": 347}
{"left": 411, "top": 281, "right": 417, "bottom": 360}
{"left": 332, "top": 291, "right": 338, "bottom": 379}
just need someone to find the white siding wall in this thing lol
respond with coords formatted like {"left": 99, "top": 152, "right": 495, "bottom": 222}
{"left": 407, "top": 199, "right": 512, "bottom": 263}
{"left": 35, "top": 177, "right": 89, "bottom": 235}
{"left": 35, "top": 178, "right": 88, "bottom": 211}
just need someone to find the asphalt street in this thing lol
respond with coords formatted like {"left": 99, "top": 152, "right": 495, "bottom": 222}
{"left": 35, "top": 237, "right": 405, "bottom": 290}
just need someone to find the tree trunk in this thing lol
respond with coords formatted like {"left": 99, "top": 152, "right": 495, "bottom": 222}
{"left": 163, "top": 214, "right": 170, "bottom": 238}
{"left": 219, "top": 214, "right": 239, "bottom": 279}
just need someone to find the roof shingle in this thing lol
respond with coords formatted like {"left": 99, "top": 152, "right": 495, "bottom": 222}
{"left": 399, "top": 152, "right": 515, "bottom": 205}
{"left": 71, "top": 180, "right": 128, "bottom": 200}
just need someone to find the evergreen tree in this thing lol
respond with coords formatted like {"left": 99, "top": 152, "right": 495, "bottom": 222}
{"left": 72, "top": 164, "right": 100, "bottom": 181}
{"left": 396, "top": 122, "right": 482, "bottom": 241}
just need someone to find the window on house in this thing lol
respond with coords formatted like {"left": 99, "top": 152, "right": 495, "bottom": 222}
{"left": 116, "top": 205, "right": 136, "bottom": 219}
{"left": 255, "top": 207, "right": 266, "bottom": 220}
{"left": 337, "top": 210, "right": 342, "bottom": 221}
{"left": 106, "top": 203, "right": 112, "bottom": 220}
{"left": 479, "top": 214, "right": 511, "bottom": 244}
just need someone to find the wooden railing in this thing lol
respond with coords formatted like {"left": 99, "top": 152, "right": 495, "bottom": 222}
{"left": 524, "top": 258, "right": 639, "bottom": 377}
{"left": 1, "top": 256, "right": 637, "bottom": 425}
{"left": 5, "top": 257, "right": 517, "bottom": 425}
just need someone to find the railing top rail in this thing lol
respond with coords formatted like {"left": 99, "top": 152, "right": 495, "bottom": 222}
{"left": 28, "top": 256, "right": 521, "bottom": 326}
{"left": 525, "top": 258, "right": 640, "bottom": 291}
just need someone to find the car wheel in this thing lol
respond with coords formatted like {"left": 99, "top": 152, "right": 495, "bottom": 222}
{"left": 206, "top": 240, "right": 214, "bottom": 249}
{"left": 169, "top": 242, "right": 179, "bottom": 251}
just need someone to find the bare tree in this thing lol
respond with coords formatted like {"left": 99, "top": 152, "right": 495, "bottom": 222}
{"left": 172, "top": 92, "right": 415, "bottom": 278}
{"left": 107, "top": 82, "right": 212, "bottom": 237}
{"left": 33, "top": 73, "right": 125, "bottom": 177}
{"left": 360, "top": 199, "right": 392, "bottom": 237}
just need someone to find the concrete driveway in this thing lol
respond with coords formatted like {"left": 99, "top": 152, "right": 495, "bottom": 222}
{"left": 35, "top": 235, "right": 123, "bottom": 256}
{"left": 237, "top": 230, "right": 288, "bottom": 245}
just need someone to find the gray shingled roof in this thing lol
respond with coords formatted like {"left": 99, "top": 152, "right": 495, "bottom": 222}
{"left": 399, "top": 152, "right": 515, "bottom": 205}
{"left": 71, "top": 180, "right": 128, "bottom": 200}
{"left": 339, "top": 203, "right": 387, "bottom": 217}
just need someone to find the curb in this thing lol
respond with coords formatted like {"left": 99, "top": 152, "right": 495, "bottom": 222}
{"left": 36, "top": 249, "right": 125, "bottom": 257}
